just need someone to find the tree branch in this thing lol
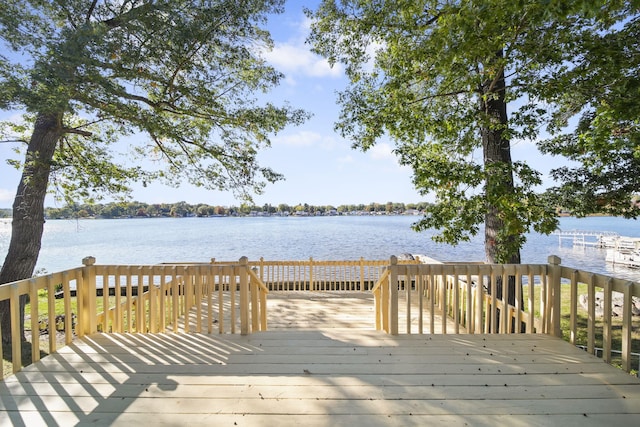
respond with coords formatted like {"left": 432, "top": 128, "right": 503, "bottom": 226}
{"left": 61, "top": 127, "right": 92, "bottom": 137}
{"left": 407, "top": 89, "right": 470, "bottom": 105}
{"left": 86, "top": 0, "right": 99, "bottom": 23}
{"left": 102, "top": 3, "right": 156, "bottom": 29}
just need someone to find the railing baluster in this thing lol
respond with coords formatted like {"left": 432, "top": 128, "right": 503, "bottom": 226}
{"left": 195, "top": 266, "right": 203, "bottom": 333}
{"left": 490, "top": 268, "right": 497, "bottom": 334}
{"left": 418, "top": 273, "right": 424, "bottom": 334}
{"left": 475, "top": 268, "right": 484, "bottom": 334}
{"left": 527, "top": 270, "right": 534, "bottom": 334}
{"left": 622, "top": 282, "right": 633, "bottom": 372}
{"left": 587, "top": 274, "right": 596, "bottom": 354}
{"left": 515, "top": 268, "right": 523, "bottom": 334}
{"left": 251, "top": 268, "right": 259, "bottom": 332}
{"left": 540, "top": 271, "right": 548, "bottom": 334}
{"left": 171, "top": 266, "right": 179, "bottom": 332}
{"left": 230, "top": 267, "right": 237, "bottom": 334}
{"left": 29, "top": 278, "right": 39, "bottom": 363}
{"left": 206, "top": 267, "right": 213, "bottom": 334}
{"left": 136, "top": 267, "right": 144, "bottom": 333}
{"left": 603, "top": 278, "right": 613, "bottom": 364}
{"left": 114, "top": 268, "right": 122, "bottom": 333}
{"left": 159, "top": 268, "right": 167, "bottom": 332}
{"left": 406, "top": 265, "right": 412, "bottom": 334}
{"left": 440, "top": 268, "right": 447, "bottom": 334}
{"left": 47, "top": 275, "right": 57, "bottom": 352}
{"left": 453, "top": 271, "right": 460, "bottom": 334}
{"left": 501, "top": 268, "right": 508, "bottom": 334}
{"left": 429, "top": 268, "right": 436, "bottom": 334}
{"left": 10, "top": 284, "right": 21, "bottom": 373}
{"left": 63, "top": 274, "right": 73, "bottom": 345}
{"left": 218, "top": 268, "right": 226, "bottom": 334}
{"left": 464, "top": 267, "right": 472, "bottom": 333}
{"left": 570, "top": 270, "right": 578, "bottom": 344}
{"left": 239, "top": 257, "right": 250, "bottom": 335}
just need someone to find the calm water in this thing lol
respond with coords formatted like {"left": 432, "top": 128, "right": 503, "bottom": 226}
{"left": 1, "top": 215, "right": 640, "bottom": 280}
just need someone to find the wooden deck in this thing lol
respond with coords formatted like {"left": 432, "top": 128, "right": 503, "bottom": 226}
{"left": 2, "top": 292, "right": 640, "bottom": 426}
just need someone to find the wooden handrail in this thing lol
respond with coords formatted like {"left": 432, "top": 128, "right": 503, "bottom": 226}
{"left": 370, "top": 268, "right": 389, "bottom": 294}
{"left": 2, "top": 255, "right": 640, "bottom": 378}
{"left": 208, "top": 257, "right": 420, "bottom": 291}
{"left": 371, "top": 269, "right": 391, "bottom": 332}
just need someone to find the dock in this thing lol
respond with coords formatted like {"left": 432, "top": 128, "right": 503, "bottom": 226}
{"left": 555, "top": 230, "right": 640, "bottom": 269}
{"left": 555, "top": 229, "right": 620, "bottom": 248}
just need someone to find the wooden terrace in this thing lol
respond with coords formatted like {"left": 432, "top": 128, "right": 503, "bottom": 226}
{"left": 1, "top": 256, "right": 640, "bottom": 425}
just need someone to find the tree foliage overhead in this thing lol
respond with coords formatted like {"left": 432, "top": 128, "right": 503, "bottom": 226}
{"left": 307, "top": 0, "right": 639, "bottom": 263}
{"left": 0, "top": 0, "right": 307, "bottom": 202}
{"left": 538, "top": 11, "right": 640, "bottom": 217}
{"left": 0, "top": 0, "right": 308, "bottom": 342}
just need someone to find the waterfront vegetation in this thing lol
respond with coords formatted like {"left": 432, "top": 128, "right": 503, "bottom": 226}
{"left": 41, "top": 201, "right": 433, "bottom": 219}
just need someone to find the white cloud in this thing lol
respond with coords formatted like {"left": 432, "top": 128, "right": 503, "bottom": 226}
{"left": 369, "top": 143, "right": 397, "bottom": 162}
{"left": 262, "top": 14, "right": 343, "bottom": 81}
{"left": 264, "top": 42, "right": 343, "bottom": 79}
{"left": 274, "top": 130, "right": 321, "bottom": 147}
{"left": 337, "top": 155, "right": 354, "bottom": 164}
{"left": 274, "top": 130, "right": 339, "bottom": 150}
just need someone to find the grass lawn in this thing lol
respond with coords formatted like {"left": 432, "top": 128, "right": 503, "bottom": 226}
{"left": 559, "top": 283, "right": 640, "bottom": 374}
{"left": 2, "top": 290, "right": 116, "bottom": 378}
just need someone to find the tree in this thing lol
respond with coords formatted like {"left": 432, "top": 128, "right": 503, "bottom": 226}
{"left": 0, "top": 0, "right": 307, "bottom": 343}
{"left": 307, "top": 1, "right": 635, "bottom": 267}
{"left": 538, "top": 11, "right": 640, "bottom": 217}
{"left": 277, "top": 203, "right": 290, "bottom": 214}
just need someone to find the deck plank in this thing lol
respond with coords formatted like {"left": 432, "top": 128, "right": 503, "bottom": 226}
{"left": 2, "top": 291, "right": 640, "bottom": 426}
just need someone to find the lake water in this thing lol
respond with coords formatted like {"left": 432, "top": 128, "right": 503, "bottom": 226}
{"left": 1, "top": 215, "right": 640, "bottom": 280}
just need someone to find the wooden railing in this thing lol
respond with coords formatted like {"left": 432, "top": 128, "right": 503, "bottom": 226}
{"left": 3, "top": 254, "right": 639, "bottom": 376}
{"left": 373, "top": 255, "right": 640, "bottom": 374}
{"left": 209, "top": 257, "right": 421, "bottom": 291}
{"left": 558, "top": 263, "right": 640, "bottom": 373}
{"left": 0, "top": 256, "right": 267, "bottom": 378}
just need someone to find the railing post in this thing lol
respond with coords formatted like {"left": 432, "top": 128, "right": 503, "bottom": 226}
{"left": 389, "top": 255, "right": 399, "bottom": 335}
{"left": 10, "top": 284, "right": 21, "bottom": 373}
{"left": 309, "top": 257, "right": 315, "bottom": 291}
{"left": 622, "top": 282, "right": 633, "bottom": 372}
{"left": 81, "top": 256, "right": 97, "bottom": 335}
{"left": 374, "top": 286, "right": 381, "bottom": 330}
{"left": 547, "top": 255, "right": 562, "bottom": 337}
{"left": 250, "top": 267, "right": 259, "bottom": 332}
{"left": 239, "top": 256, "right": 250, "bottom": 335}
{"left": 29, "top": 278, "right": 39, "bottom": 363}
{"left": 360, "top": 257, "right": 365, "bottom": 291}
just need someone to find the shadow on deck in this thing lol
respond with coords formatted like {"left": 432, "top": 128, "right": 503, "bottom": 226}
{"left": 180, "top": 291, "right": 460, "bottom": 334}
{"left": 2, "top": 292, "right": 640, "bottom": 426}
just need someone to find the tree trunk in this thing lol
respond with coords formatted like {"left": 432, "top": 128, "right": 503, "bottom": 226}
{"left": 480, "top": 53, "right": 521, "bottom": 310}
{"left": 0, "top": 112, "right": 63, "bottom": 344}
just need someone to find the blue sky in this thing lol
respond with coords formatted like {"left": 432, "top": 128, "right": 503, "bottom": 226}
{"left": 0, "top": 1, "right": 564, "bottom": 209}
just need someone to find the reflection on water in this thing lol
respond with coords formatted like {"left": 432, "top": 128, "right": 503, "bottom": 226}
{"left": 0, "top": 215, "right": 639, "bottom": 281}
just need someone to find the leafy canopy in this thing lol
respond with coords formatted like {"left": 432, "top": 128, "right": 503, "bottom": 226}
{"left": 307, "top": 0, "right": 638, "bottom": 261}
{"left": 0, "top": 0, "right": 308, "bottom": 203}
{"left": 538, "top": 9, "right": 640, "bottom": 217}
